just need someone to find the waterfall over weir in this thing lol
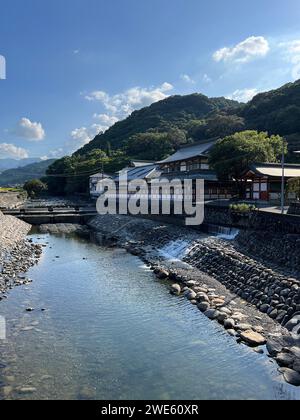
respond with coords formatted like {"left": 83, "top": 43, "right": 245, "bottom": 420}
{"left": 205, "top": 224, "right": 240, "bottom": 240}
{"left": 159, "top": 226, "right": 240, "bottom": 262}
{"left": 159, "top": 240, "right": 191, "bottom": 261}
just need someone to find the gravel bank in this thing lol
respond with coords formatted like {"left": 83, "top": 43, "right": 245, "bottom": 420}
{"left": 0, "top": 211, "right": 42, "bottom": 297}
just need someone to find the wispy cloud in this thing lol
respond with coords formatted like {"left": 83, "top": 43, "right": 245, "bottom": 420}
{"left": 279, "top": 39, "right": 300, "bottom": 80}
{"left": 0, "top": 142, "right": 29, "bottom": 159}
{"left": 227, "top": 88, "right": 259, "bottom": 103}
{"left": 85, "top": 82, "right": 174, "bottom": 118}
{"left": 93, "top": 113, "right": 119, "bottom": 126}
{"left": 180, "top": 74, "right": 195, "bottom": 84}
{"left": 213, "top": 36, "right": 270, "bottom": 63}
{"left": 69, "top": 124, "right": 104, "bottom": 150}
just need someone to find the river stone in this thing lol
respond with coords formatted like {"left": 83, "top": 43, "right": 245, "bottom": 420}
{"left": 198, "top": 302, "right": 210, "bottom": 312}
{"left": 170, "top": 284, "right": 181, "bottom": 296}
{"left": 212, "top": 298, "right": 225, "bottom": 306}
{"left": 217, "top": 312, "right": 227, "bottom": 323}
{"left": 240, "top": 330, "right": 267, "bottom": 347}
{"left": 1, "top": 386, "right": 13, "bottom": 398}
{"left": 219, "top": 307, "right": 232, "bottom": 315}
{"left": 235, "top": 323, "right": 253, "bottom": 331}
{"left": 269, "top": 309, "right": 278, "bottom": 319}
{"left": 227, "top": 329, "right": 236, "bottom": 337}
{"left": 290, "top": 346, "right": 300, "bottom": 359}
{"left": 284, "top": 315, "right": 300, "bottom": 331}
{"left": 276, "top": 352, "right": 295, "bottom": 368}
{"left": 280, "top": 368, "right": 300, "bottom": 386}
{"left": 293, "top": 359, "right": 300, "bottom": 373}
{"left": 204, "top": 309, "right": 219, "bottom": 320}
{"left": 157, "top": 269, "right": 169, "bottom": 279}
{"left": 197, "top": 293, "right": 210, "bottom": 303}
{"left": 185, "top": 290, "right": 197, "bottom": 300}
{"left": 19, "top": 387, "right": 37, "bottom": 394}
{"left": 224, "top": 318, "right": 235, "bottom": 330}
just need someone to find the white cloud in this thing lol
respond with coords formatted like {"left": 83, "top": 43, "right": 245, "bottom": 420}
{"left": 93, "top": 113, "right": 119, "bottom": 126}
{"left": 213, "top": 36, "right": 270, "bottom": 63}
{"left": 70, "top": 124, "right": 103, "bottom": 150}
{"left": 85, "top": 82, "right": 174, "bottom": 118}
{"left": 180, "top": 74, "right": 195, "bottom": 84}
{"left": 40, "top": 148, "right": 64, "bottom": 161}
{"left": 227, "top": 88, "right": 258, "bottom": 103}
{"left": 0, "top": 143, "right": 29, "bottom": 159}
{"left": 15, "top": 117, "right": 45, "bottom": 141}
{"left": 280, "top": 40, "right": 300, "bottom": 80}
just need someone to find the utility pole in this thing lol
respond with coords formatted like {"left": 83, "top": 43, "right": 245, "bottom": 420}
{"left": 281, "top": 140, "right": 286, "bottom": 214}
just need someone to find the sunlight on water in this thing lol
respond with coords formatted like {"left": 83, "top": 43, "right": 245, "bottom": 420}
{"left": 0, "top": 233, "right": 299, "bottom": 400}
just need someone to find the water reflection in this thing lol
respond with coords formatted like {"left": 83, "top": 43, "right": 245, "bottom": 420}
{"left": 0, "top": 233, "right": 299, "bottom": 400}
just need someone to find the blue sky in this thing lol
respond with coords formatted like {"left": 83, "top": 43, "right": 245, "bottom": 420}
{"left": 0, "top": 0, "right": 300, "bottom": 160}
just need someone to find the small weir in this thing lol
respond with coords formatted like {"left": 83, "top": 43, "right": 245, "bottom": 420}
{"left": 204, "top": 224, "right": 240, "bottom": 240}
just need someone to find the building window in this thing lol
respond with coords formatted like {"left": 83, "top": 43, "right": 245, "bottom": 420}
{"left": 201, "top": 163, "right": 210, "bottom": 170}
{"left": 180, "top": 162, "right": 187, "bottom": 172}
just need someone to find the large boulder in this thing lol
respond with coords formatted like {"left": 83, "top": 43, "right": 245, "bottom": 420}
{"left": 280, "top": 368, "right": 300, "bottom": 386}
{"left": 284, "top": 314, "right": 300, "bottom": 332}
{"left": 240, "top": 330, "right": 267, "bottom": 347}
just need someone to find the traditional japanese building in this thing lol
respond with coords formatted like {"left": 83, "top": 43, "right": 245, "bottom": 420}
{"left": 158, "top": 140, "right": 235, "bottom": 201}
{"left": 89, "top": 172, "right": 112, "bottom": 198}
{"left": 243, "top": 163, "right": 300, "bottom": 202}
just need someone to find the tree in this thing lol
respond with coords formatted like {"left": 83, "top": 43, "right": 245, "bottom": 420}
{"left": 209, "top": 130, "right": 286, "bottom": 196}
{"left": 287, "top": 178, "right": 300, "bottom": 201}
{"left": 126, "top": 132, "right": 174, "bottom": 161}
{"left": 45, "top": 149, "right": 129, "bottom": 195}
{"left": 23, "top": 179, "right": 47, "bottom": 198}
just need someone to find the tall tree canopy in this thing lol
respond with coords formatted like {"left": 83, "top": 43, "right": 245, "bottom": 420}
{"left": 209, "top": 131, "right": 286, "bottom": 181}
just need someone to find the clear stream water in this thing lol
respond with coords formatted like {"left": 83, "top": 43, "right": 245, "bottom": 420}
{"left": 0, "top": 233, "right": 299, "bottom": 400}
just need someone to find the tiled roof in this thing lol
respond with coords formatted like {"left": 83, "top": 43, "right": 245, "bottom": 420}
{"left": 249, "top": 163, "right": 300, "bottom": 178}
{"left": 158, "top": 140, "right": 218, "bottom": 164}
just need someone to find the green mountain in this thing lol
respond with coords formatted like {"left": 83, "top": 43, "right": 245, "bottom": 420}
{"left": 238, "top": 80, "right": 300, "bottom": 159}
{"left": 46, "top": 79, "right": 300, "bottom": 194}
{"left": 77, "top": 94, "right": 240, "bottom": 155}
{"left": 0, "top": 159, "right": 56, "bottom": 187}
{"left": 76, "top": 80, "right": 300, "bottom": 159}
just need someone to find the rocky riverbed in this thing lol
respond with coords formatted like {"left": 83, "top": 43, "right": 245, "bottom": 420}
{"left": 0, "top": 211, "right": 42, "bottom": 298}
{"left": 88, "top": 214, "right": 300, "bottom": 387}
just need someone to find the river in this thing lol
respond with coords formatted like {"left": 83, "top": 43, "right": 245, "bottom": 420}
{"left": 0, "top": 232, "right": 299, "bottom": 400}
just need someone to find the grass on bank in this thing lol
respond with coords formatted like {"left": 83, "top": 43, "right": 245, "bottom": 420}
{"left": 0, "top": 187, "right": 25, "bottom": 193}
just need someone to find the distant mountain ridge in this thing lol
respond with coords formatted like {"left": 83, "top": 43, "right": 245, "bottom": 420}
{"left": 0, "top": 158, "right": 42, "bottom": 173}
{"left": 0, "top": 159, "right": 55, "bottom": 187}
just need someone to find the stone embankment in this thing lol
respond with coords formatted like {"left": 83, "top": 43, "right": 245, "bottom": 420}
{"left": 0, "top": 192, "right": 26, "bottom": 210}
{"left": 237, "top": 230, "right": 300, "bottom": 275}
{"left": 0, "top": 211, "right": 42, "bottom": 297}
{"left": 88, "top": 214, "right": 300, "bottom": 386}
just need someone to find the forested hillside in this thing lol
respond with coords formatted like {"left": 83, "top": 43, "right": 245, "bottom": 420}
{"left": 46, "top": 79, "right": 300, "bottom": 194}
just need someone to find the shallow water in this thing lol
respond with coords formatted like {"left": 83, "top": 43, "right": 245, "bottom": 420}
{"left": 0, "top": 233, "right": 299, "bottom": 400}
